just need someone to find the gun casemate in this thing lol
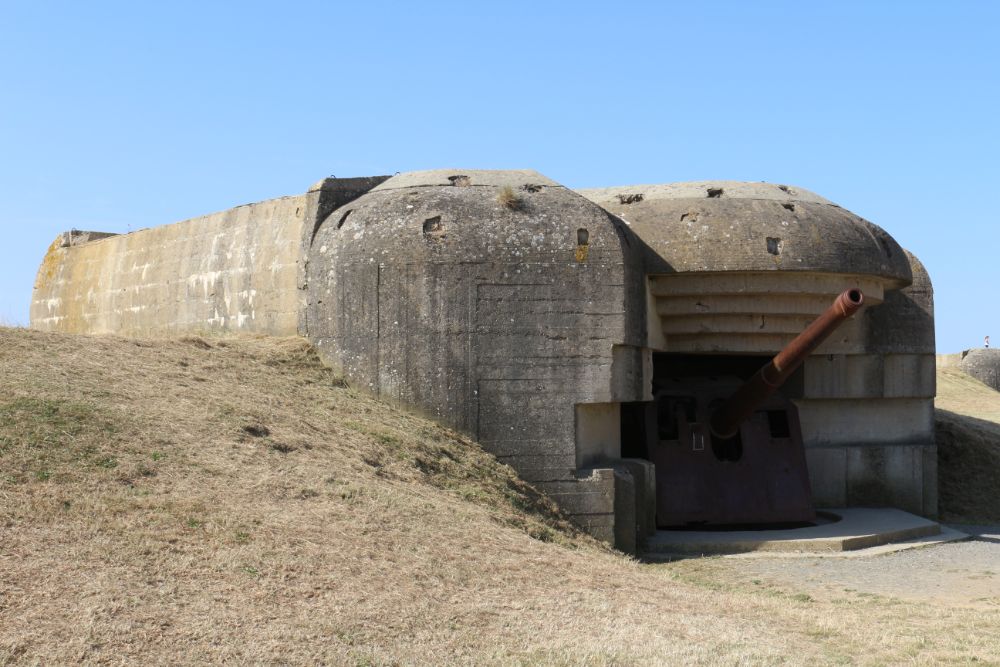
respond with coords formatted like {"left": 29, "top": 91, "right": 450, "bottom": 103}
{"left": 651, "top": 289, "right": 866, "bottom": 527}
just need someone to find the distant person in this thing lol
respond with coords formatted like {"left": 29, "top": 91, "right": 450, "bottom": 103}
{"left": 987, "top": 335, "right": 991, "bottom": 349}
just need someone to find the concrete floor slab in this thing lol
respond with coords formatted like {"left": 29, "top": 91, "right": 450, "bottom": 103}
{"left": 643, "top": 508, "right": 965, "bottom": 558}
{"left": 947, "top": 523, "right": 1000, "bottom": 543}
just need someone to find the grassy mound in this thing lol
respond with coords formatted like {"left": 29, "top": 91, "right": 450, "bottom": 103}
{"left": 2, "top": 327, "right": 1000, "bottom": 664}
{"left": 935, "top": 366, "right": 1000, "bottom": 523}
{"left": 937, "top": 410, "right": 1000, "bottom": 523}
{"left": 0, "top": 330, "right": 577, "bottom": 542}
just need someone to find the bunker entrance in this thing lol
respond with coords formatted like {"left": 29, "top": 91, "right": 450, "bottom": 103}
{"left": 623, "top": 352, "right": 814, "bottom": 528}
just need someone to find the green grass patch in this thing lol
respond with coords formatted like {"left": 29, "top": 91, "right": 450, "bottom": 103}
{"left": 0, "top": 397, "right": 125, "bottom": 483}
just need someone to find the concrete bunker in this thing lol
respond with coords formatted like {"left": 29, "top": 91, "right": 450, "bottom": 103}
{"left": 30, "top": 171, "right": 937, "bottom": 553}
{"left": 581, "top": 181, "right": 937, "bottom": 544}
{"left": 942, "top": 348, "right": 1000, "bottom": 392}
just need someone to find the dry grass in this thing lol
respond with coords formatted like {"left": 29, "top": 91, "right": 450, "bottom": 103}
{"left": 937, "top": 410, "right": 1000, "bottom": 523}
{"left": 2, "top": 327, "right": 1000, "bottom": 665}
{"left": 936, "top": 366, "right": 1000, "bottom": 523}
{"left": 937, "top": 365, "right": 1000, "bottom": 423}
{"left": 496, "top": 186, "right": 522, "bottom": 211}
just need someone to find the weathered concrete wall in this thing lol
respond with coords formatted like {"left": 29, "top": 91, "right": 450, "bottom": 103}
{"left": 798, "top": 250, "right": 937, "bottom": 516}
{"left": 646, "top": 272, "right": 881, "bottom": 355}
{"left": 32, "top": 196, "right": 308, "bottom": 336}
{"left": 31, "top": 177, "right": 387, "bottom": 337}
{"left": 307, "top": 170, "right": 651, "bottom": 540}
{"left": 580, "top": 182, "right": 912, "bottom": 358}
{"left": 953, "top": 348, "right": 1000, "bottom": 392}
{"left": 578, "top": 181, "right": 912, "bottom": 286}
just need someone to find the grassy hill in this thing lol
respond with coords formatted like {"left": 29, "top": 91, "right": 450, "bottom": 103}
{"left": 2, "top": 327, "right": 1000, "bottom": 665}
{"left": 935, "top": 365, "right": 1000, "bottom": 524}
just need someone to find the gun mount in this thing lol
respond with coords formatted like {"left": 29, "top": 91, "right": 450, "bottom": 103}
{"left": 650, "top": 289, "right": 866, "bottom": 527}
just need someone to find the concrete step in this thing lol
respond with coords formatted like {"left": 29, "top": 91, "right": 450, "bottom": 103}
{"left": 641, "top": 508, "right": 963, "bottom": 558}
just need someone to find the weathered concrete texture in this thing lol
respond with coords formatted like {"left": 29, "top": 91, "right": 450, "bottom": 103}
{"left": 576, "top": 403, "right": 622, "bottom": 469}
{"left": 582, "top": 182, "right": 913, "bottom": 361}
{"left": 368, "top": 169, "right": 562, "bottom": 192}
{"left": 956, "top": 349, "right": 1000, "bottom": 392}
{"left": 587, "top": 181, "right": 839, "bottom": 206}
{"left": 647, "top": 272, "right": 877, "bottom": 355}
{"left": 617, "top": 458, "right": 657, "bottom": 547}
{"left": 797, "top": 351, "right": 937, "bottom": 516}
{"left": 32, "top": 195, "right": 310, "bottom": 336}
{"left": 308, "top": 170, "right": 647, "bottom": 467}
{"left": 805, "top": 444, "right": 937, "bottom": 517}
{"left": 865, "top": 250, "right": 935, "bottom": 354}
{"left": 59, "top": 230, "right": 120, "bottom": 247}
{"left": 543, "top": 468, "right": 618, "bottom": 544}
{"left": 31, "top": 176, "right": 389, "bottom": 337}
{"left": 795, "top": 249, "right": 937, "bottom": 516}
{"left": 578, "top": 181, "right": 912, "bottom": 285}
{"left": 613, "top": 467, "right": 637, "bottom": 554}
{"left": 802, "top": 354, "right": 936, "bottom": 399}
{"left": 797, "top": 399, "right": 934, "bottom": 447}
{"left": 306, "top": 170, "right": 650, "bottom": 541}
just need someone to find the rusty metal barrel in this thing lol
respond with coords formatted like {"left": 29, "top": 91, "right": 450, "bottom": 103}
{"left": 709, "top": 288, "right": 865, "bottom": 439}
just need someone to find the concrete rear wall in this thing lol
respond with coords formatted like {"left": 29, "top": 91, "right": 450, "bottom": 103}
{"left": 31, "top": 177, "right": 388, "bottom": 337}
{"left": 32, "top": 197, "right": 309, "bottom": 336}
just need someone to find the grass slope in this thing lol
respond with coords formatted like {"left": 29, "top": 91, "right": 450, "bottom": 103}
{"left": 936, "top": 366, "right": 1000, "bottom": 523}
{"left": 2, "top": 327, "right": 1000, "bottom": 665}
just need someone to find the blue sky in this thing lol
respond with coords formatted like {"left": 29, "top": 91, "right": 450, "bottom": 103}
{"left": 1, "top": 1, "right": 996, "bottom": 352}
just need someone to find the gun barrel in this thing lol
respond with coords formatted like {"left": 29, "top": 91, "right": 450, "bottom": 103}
{"left": 709, "top": 288, "right": 865, "bottom": 439}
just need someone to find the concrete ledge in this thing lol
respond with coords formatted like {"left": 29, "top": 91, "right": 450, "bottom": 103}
{"left": 722, "top": 525, "right": 968, "bottom": 559}
{"left": 642, "top": 508, "right": 947, "bottom": 557}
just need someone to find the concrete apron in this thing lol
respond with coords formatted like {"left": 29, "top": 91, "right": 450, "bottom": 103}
{"left": 642, "top": 508, "right": 969, "bottom": 560}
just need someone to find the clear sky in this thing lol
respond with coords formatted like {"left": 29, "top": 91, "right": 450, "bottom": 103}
{"left": 1, "top": 1, "right": 996, "bottom": 352}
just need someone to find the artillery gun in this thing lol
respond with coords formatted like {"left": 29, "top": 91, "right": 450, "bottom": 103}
{"left": 651, "top": 289, "right": 865, "bottom": 527}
